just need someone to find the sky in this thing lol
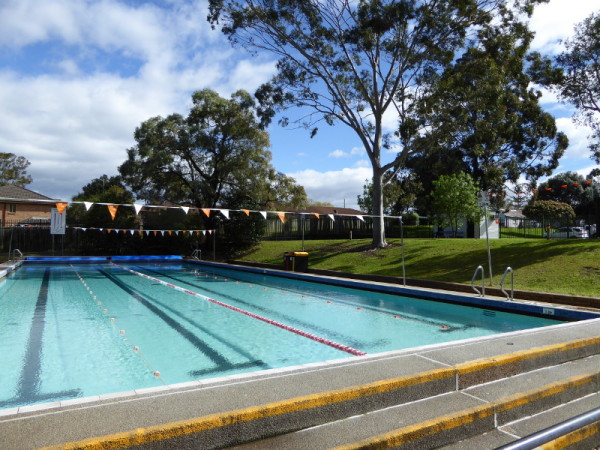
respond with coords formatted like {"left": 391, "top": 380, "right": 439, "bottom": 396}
{"left": 0, "top": 0, "right": 598, "bottom": 209}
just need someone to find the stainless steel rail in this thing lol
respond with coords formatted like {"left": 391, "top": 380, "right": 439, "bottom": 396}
{"left": 471, "top": 265, "right": 485, "bottom": 297}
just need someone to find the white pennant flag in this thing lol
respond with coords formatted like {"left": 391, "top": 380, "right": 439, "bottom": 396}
{"left": 133, "top": 203, "right": 144, "bottom": 215}
{"left": 328, "top": 214, "right": 335, "bottom": 221}
{"left": 260, "top": 211, "right": 267, "bottom": 219}
{"left": 202, "top": 230, "right": 206, "bottom": 235}
{"left": 175, "top": 230, "right": 180, "bottom": 236}
{"left": 84, "top": 202, "right": 93, "bottom": 211}
{"left": 219, "top": 209, "right": 230, "bottom": 219}
{"left": 81, "top": 228, "right": 87, "bottom": 232}
{"left": 145, "top": 230, "right": 151, "bottom": 236}
{"left": 160, "top": 230, "right": 165, "bottom": 236}
{"left": 356, "top": 215, "right": 365, "bottom": 222}
{"left": 181, "top": 206, "right": 189, "bottom": 214}
{"left": 129, "top": 230, "right": 135, "bottom": 235}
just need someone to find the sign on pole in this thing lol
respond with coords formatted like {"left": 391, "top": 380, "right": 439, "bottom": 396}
{"left": 50, "top": 208, "right": 66, "bottom": 235}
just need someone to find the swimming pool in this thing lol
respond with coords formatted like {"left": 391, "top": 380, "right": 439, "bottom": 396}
{"left": 0, "top": 258, "right": 571, "bottom": 410}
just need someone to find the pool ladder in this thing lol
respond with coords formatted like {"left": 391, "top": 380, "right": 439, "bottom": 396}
{"left": 472, "top": 265, "right": 514, "bottom": 301}
{"left": 191, "top": 249, "right": 201, "bottom": 260}
{"left": 11, "top": 249, "right": 23, "bottom": 261}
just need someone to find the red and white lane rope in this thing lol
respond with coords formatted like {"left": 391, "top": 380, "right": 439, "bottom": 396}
{"left": 110, "top": 262, "right": 366, "bottom": 357}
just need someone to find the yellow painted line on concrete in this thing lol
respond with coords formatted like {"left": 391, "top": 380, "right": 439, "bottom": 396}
{"left": 334, "top": 372, "right": 599, "bottom": 449}
{"left": 333, "top": 403, "right": 495, "bottom": 450}
{"left": 455, "top": 335, "right": 600, "bottom": 375}
{"left": 40, "top": 336, "right": 600, "bottom": 449}
{"left": 539, "top": 420, "right": 600, "bottom": 449}
{"left": 40, "top": 367, "right": 455, "bottom": 449}
{"left": 494, "top": 372, "right": 599, "bottom": 413}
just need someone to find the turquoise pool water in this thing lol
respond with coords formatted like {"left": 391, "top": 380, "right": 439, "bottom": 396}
{"left": 0, "top": 262, "right": 563, "bottom": 410}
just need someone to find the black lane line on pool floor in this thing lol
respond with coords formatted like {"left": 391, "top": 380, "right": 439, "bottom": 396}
{"left": 0, "top": 268, "right": 81, "bottom": 409}
{"left": 98, "top": 269, "right": 269, "bottom": 378}
{"left": 138, "top": 266, "right": 386, "bottom": 349}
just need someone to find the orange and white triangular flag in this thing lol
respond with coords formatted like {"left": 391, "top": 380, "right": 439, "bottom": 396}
{"left": 56, "top": 202, "right": 68, "bottom": 214}
{"left": 313, "top": 213, "right": 320, "bottom": 219}
{"left": 277, "top": 212, "right": 286, "bottom": 223}
{"left": 201, "top": 208, "right": 211, "bottom": 217}
{"left": 242, "top": 209, "right": 250, "bottom": 216}
{"left": 107, "top": 205, "right": 118, "bottom": 220}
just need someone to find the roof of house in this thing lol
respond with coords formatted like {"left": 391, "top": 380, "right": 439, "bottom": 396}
{"left": 0, "top": 184, "right": 57, "bottom": 202}
{"left": 297, "top": 206, "right": 366, "bottom": 216}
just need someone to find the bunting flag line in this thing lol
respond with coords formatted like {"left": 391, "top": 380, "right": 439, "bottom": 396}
{"left": 260, "top": 211, "right": 267, "bottom": 219}
{"left": 84, "top": 202, "right": 94, "bottom": 211}
{"left": 242, "top": 209, "right": 250, "bottom": 216}
{"left": 56, "top": 202, "right": 68, "bottom": 215}
{"left": 277, "top": 212, "right": 286, "bottom": 223}
{"left": 201, "top": 208, "right": 211, "bottom": 217}
{"left": 107, "top": 205, "right": 118, "bottom": 220}
{"left": 133, "top": 204, "right": 144, "bottom": 215}
{"left": 181, "top": 206, "right": 189, "bottom": 215}
{"left": 219, "top": 209, "right": 230, "bottom": 219}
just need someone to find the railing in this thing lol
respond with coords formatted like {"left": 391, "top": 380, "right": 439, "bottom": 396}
{"left": 11, "top": 248, "right": 23, "bottom": 261}
{"left": 471, "top": 265, "right": 485, "bottom": 297}
{"left": 495, "top": 406, "right": 600, "bottom": 449}
{"left": 191, "top": 249, "right": 201, "bottom": 260}
{"left": 499, "top": 267, "right": 514, "bottom": 301}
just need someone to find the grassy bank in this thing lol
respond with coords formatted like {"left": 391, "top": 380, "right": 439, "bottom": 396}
{"left": 238, "top": 238, "right": 600, "bottom": 298}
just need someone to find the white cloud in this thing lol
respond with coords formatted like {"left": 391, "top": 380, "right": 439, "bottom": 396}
{"left": 0, "top": 0, "right": 278, "bottom": 201}
{"left": 287, "top": 167, "right": 372, "bottom": 209}
{"left": 329, "top": 149, "right": 348, "bottom": 158}
{"left": 530, "top": 0, "right": 599, "bottom": 54}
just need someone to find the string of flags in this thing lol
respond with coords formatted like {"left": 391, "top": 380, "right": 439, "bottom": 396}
{"left": 532, "top": 180, "right": 594, "bottom": 194}
{"left": 54, "top": 201, "right": 383, "bottom": 223}
{"left": 71, "top": 227, "right": 216, "bottom": 237}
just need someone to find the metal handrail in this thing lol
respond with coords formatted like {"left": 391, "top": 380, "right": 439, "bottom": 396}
{"left": 495, "top": 406, "right": 600, "bottom": 450}
{"left": 191, "top": 249, "right": 201, "bottom": 260}
{"left": 500, "top": 267, "right": 514, "bottom": 301}
{"left": 471, "top": 265, "right": 485, "bottom": 297}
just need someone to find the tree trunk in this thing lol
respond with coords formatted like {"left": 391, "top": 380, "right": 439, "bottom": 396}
{"left": 371, "top": 168, "right": 387, "bottom": 248}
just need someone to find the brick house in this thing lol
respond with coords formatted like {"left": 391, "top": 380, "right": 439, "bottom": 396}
{"left": 0, "top": 184, "right": 58, "bottom": 227}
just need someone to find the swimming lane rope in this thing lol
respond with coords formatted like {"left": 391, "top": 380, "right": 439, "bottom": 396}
{"left": 109, "top": 262, "right": 367, "bottom": 357}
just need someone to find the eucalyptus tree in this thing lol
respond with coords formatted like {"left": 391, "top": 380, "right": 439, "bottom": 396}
{"left": 553, "top": 12, "right": 600, "bottom": 162}
{"left": 0, "top": 152, "right": 32, "bottom": 186}
{"left": 406, "top": 13, "right": 567, "bottom": 209}
{"left": 119, "top": 89, "right": 305, "bottom": 210}
{"left": 208, "top": 0, "right": 547, "bottom": 247}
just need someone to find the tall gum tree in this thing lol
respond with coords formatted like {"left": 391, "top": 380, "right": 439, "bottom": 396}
{"left": 208, "top": 0, "right": 547, "bottom": 248}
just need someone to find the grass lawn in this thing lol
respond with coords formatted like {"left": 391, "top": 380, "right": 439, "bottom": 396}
{"left": 238, "top": 238, "right": 600, "bottom": 298}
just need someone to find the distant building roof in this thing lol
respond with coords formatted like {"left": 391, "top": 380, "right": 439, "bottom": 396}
{"left": 0, "top": 184, "right": 57, "bottom": 202}
{"left": 503, "top": 209, "right": 525, "bottom": 218}
{"left": 298, "top": 206, "right": 366, "bottom": 216}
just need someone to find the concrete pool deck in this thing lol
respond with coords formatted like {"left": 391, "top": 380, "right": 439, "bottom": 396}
{"left": 1, "top": 259, "right": 599, "bottom": 448}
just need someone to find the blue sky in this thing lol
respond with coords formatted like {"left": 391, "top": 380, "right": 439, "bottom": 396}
{"left": 0, "top": 0, "right": 598, "bottom": 209}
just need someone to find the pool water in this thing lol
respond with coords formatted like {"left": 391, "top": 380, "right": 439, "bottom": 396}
{"left": 0, "top": 262, "right": 563, "bottom": 410}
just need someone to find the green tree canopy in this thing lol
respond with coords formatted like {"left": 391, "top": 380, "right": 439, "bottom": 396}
{"left": 535, "top": 171, "right": 600, "bottom": 221}
{"left": 119, "top": 89, "right": 306, "bottom": 210}
{"left": 208, "top": 0, "right": 543, "bottom": 248}
{"left": 553, "top": 12, "right": 600, "bottom": 163}
{"left": 0, "top": 152, "right": 32, "bottom": 186}
{"left": 405, "top": 13, "right": 566, "bottom": 213}
{"left": 430, "top": 172, "right": 481, "bottom": 236}
{"left": 523, "top": 200, "right": 576, "bottom": 223}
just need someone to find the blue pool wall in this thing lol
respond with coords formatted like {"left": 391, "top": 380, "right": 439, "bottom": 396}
{"left": 17, "top": 255, "right": 599, "bottom": 323}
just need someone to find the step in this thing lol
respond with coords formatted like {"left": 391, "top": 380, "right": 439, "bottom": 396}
{"left": 441, "top": 392, "right": 600, "bottom": 449}
{"left": 230, "top": 355, "right": 600, "bottom": 449}
{"left": 6, "top": 329, "right": 600, "bottom": 449}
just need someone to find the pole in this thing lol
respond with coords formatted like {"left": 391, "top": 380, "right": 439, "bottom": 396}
{"left": 301, "top": 214, "right": 305, "bottom": 252}
{"left": 213, "top": 229, "right": 216, "bottom": 261}
{"left": 400, "top": 217, "right": 406, "bottom": 286}
{"left": 478, "top": 191, "right": 493, "bottom": 286}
